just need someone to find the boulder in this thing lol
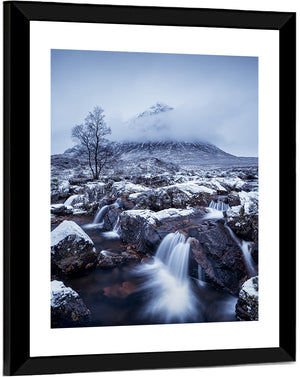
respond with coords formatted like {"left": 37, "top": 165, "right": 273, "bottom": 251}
{"left": 129, "top": 183, "right": 216, "bottom": 211}
{"left": 119, "top": 208, "right": 205, "bottom": 254}
{"left": 226, "top": 191, "right": 259, "bottom": 242}
{"left": 188, "top": 219, "right": 249, "bottom": 295}
{"left": 83, "top": 182, "right": 106, "bottom": 204}
{"left": 51, "top": 280, "right": 91, "bottom": 327}
{"left": 110, "top": 181, "right": 148, "bottom": 199}
{"left": 97, "top": 247, "right": 141, "bottom": 268}
{"left": 226, "top": 215, "right": 258, "bottom": 243}
{"left": 51, "top": 179, "right": 70, "bottom": 202}
{"left": 133, "top": 173, "right": 174, "bottom": 188}
{"left": 102, "top": 206, "right": 122, "bottom": 231}
{"left": 51, "top": 220, "right": 97, "bottom": 275}
{"left": 227, "top": 191, "right": 241, "bottom": 207}
{"left": 51, "top": 204, "right": 73, "bottom": 216}
{"left": 235, "top": 276, "right": 259, "bottom": 320}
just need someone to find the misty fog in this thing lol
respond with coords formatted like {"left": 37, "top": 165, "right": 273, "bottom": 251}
{"left": 51, "top": 49, "right": 258, "bottom": 157}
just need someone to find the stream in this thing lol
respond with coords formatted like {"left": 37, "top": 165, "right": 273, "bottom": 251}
{"left": 52, "top": 214, "right": 238, "bottom": 327}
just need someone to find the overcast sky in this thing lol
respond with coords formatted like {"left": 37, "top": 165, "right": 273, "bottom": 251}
{"left": 51, "top": 49, "right": 258, "bottom": 156}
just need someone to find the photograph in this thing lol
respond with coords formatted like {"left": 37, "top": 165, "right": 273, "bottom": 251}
{"left": 50, "top": 49, "right": 259, "bottom": 328}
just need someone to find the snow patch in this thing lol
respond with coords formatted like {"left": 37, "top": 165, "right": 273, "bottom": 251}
{"left": 51, "top": 280, "right": 79, "bottom": 308}
{"left": 239, "top": 191, "right": 258, "bottom": 215}
{"left": 51, "top": 220, "right": 94, "bottom": 249}
{"left": 240, "top": 276, "right": 259, "bottom": 299}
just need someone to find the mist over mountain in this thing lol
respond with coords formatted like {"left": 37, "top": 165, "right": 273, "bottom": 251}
{"left": 110, "top": 102, "right": 214, "bottom": 145}
{"left": 61, "top": 102, "right": 258, "bottom": 169}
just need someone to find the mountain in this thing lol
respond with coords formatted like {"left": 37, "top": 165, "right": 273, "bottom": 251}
{"left": 113, "top": 140, "right": 257, "bottom": 168}
{"left": 61, "top": 140, "right": 257, "bottom": 170}
{"left": 59, "top": 102, "right": 258, "bottom": 170}
{"left": 126, "top": 102, "right": 174, "bottom": 137}
{"left": 136, "top": 102, "right": 174, "bottom": 118}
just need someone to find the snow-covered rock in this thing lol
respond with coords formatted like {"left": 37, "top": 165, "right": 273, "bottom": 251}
{"left": 239, "top": 191, "right": 258, "bottom": 215}
{"left": 236, "top": 276, "right": 259, "bottom": 320}
{"left": 51, "top": 179, "right": 71, "bottom": 202}
{"left": 51, "top": 220, "right": 97, "bottom": 274}
{"left": 83, "top": 182, "right": 106, "bottom": 204}
{"left": 51, "top": 203, "right": 73, "bottom": 216}
{"left": 110, "top": 181, "right": 148, "bottom": 198}
{"left": 119, "top": 207, "right": 205, "bottom": 254}
{"left": 51, "top": 280, "right": 91, "bottom": 327}
{"left": 128, "top": 183, "right": 216, "bottom": 211}
{"left": 226, "top": 191, "right": 258, "bottom": 243}
{"left": 63, "top": 194, "right": 84, "bottom": 207}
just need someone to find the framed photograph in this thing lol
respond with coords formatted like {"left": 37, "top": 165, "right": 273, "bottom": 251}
{"left": 3, "top": 1, "right": 296, "bottom": 375}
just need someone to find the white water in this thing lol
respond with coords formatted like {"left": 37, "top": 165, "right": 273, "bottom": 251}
{"left": 209, "top": 200, "right": 229, "bottom": 212}
{"left": 225, "top": 224, "right": 257, "bottom": 277}
{"left": 136, "top": 231, "right": 200, "bottom": 323}
{"left": 203, "top": 207, "right": 224, "bottom": 220}
{"left": 93, "top": 205, "right": 109, "bottom": 224}
{"left": 63, "top": 194, "right": 79, "bottom": 207}
{"left": 93, "top": 198, "right": 123, "bottom": 225}
{"left": 101, "top": 216, "right": 121, "bottom": 239}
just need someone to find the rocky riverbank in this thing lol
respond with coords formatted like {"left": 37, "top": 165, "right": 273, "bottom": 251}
{"left": 50, "top": 164, "right": 259, "bottom": 327}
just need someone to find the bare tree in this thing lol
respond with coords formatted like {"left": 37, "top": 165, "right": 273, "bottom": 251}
{"left": 72, "top": 106, "right": 112, "bottom": 179}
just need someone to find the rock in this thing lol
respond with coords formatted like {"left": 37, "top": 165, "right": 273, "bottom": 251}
{"left": 119, "top": 208, "right": 205, "bottom": 254}
{"left": 188, "top": 219, "right": 249, "bottom": 295}
{"left": 83, "top": 182, "right": 106, "bottom": 204}
{"left": 238, "top": 191, "right": 258, "bottom": 215}
{"left": 102, "top": 206, "right": 122, "bottom": 231}
{"left": 226, "top": 215, "right": 258, "bottom": 243}
{"left": 51, "top": 203, "right": 73, "bottom": 216}
{"left": 110, "top": 181, "right": 148, "bottom": 198}
{"left": 51, "top": 179, "right": 70, "bottom": 202}
{"left": 97, "top": 248, "right": 141, "bottom": 268}
{"left": 51, "top": 220, "right": 98, "bottom": 275}
{"left": 251, "top": 243, "right": 258, "bottom": 264}
{"left": 63, "top": 194, "right": 84, "bottom": 207}
{"left": 133, "top": 173, "right": 174, "bottom": 188}
{"left": 226, "top": 191, "right": 258, "bottom": 242}
{"left": 235, "top": 276, "right": 259, "bottom": 320}
{"left": 227, "top": 191, "right": 241, "bottom": 207}
{"left": 129, "top": 183, "right": 216, "bottom": 211}
{"left": 51, "top": 280, "right": 91, "bottom": 327}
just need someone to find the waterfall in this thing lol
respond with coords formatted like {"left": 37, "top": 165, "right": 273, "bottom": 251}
{"left": 209, "top": 200, "right": 229, "bottom": 212}
{"left": 203, "top": 199, "right": 228, "bottom": 219}
{"left": 63, "top": 194, "right": 79, "bottom": 207}
{"left": 225, "top": 224, "right": 257, "bottom": 277}
{"left": 93, "top": 205, "right": 110, "bottom": 224}
{"left": 135, "top": 231, "right": 200, "bottom": 323}
{"left": 156, "top": 231, "right": 186, "bottom": 264}
{"left": 112, "top": 216, "right": 121, "bottom": 234}
{"left": 93, "top": 198, "right": 123, "bottom": 224}
{"left": 113, "top": 198, "right": 123, "bottom": 208}
{"left": 100, "top": 216, "right": 121, "bottom": 238}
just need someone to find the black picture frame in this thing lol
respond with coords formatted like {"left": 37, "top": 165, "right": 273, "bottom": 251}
{"left": 3, "top": 1, "right": 296, "bottom": 375}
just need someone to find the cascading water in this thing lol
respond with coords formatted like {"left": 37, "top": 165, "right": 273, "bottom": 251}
{"left": 93, "top": 205, "right": 110, "bottom": 224}
{"left": 101, "top": 216, "right": 121, "bottom": 239}
{"left": 155, "top": 232, "right": 186, "bottom": 264}
{"left": 93, "top": 198, "right": 123, "bottom": 224}
{"left": 63, "top": 194, "right": 79, "bottom": 207}
{"left": 225, "top": 224, "right": 257, "bottom": 277}
{"left": 135, "top": 231, "right": 200, "bottom": 323}
{"left": 113, "top": 216, "right": 120, "bottom": 234}
{"left": 209, "top": 200, "right": 229, "bottom": 212}
{"left": 203, "top": 200, "right": 229, "bottom": 219}
{"left": 197, "top": 264, "right": 206, "bottom": 286}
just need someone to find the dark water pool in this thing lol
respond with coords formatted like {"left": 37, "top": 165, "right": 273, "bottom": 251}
{"left": 52, "top": 215, "right": 238, "bottom": 327}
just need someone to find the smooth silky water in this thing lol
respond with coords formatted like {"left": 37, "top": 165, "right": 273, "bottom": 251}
{"left": 52, "top": 216, "right": 238, "bottom": 327}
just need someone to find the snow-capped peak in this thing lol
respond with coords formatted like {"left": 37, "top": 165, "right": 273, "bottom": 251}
{"left": 136, "top": 102, "right": 174, "bottom": 118}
